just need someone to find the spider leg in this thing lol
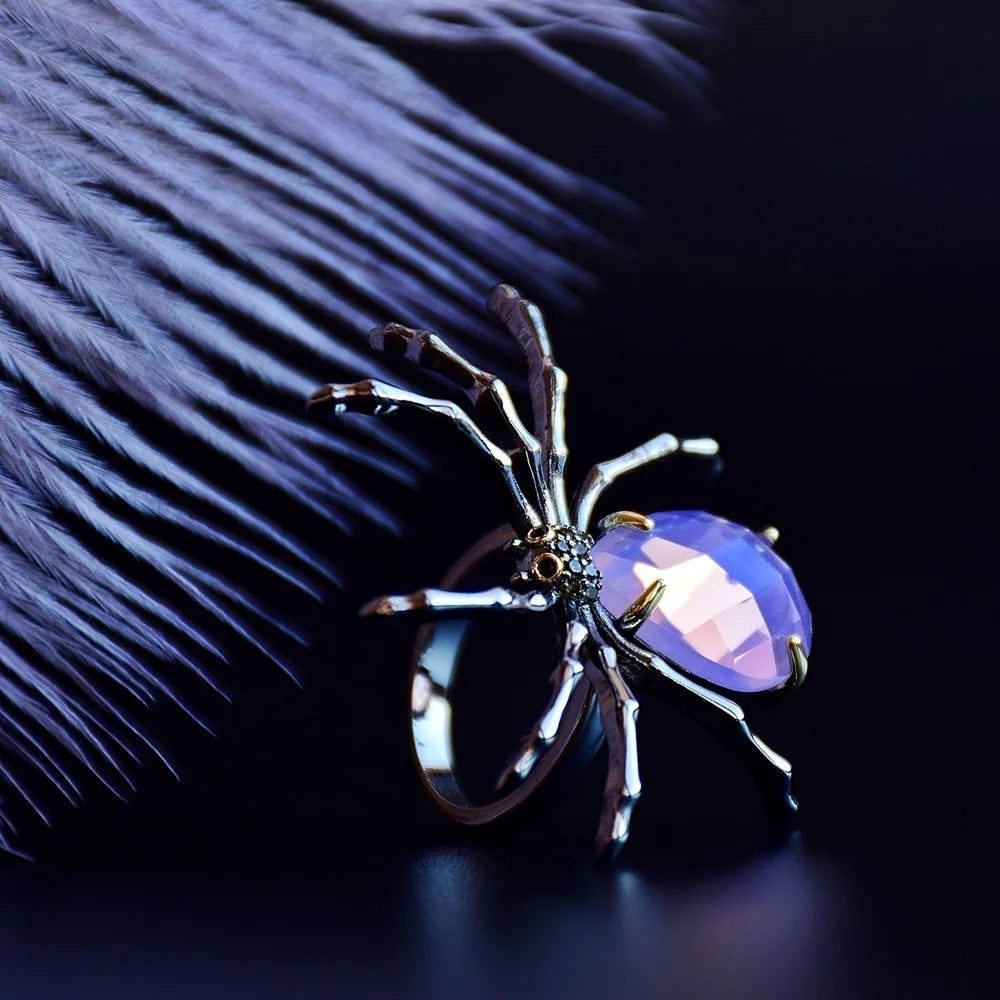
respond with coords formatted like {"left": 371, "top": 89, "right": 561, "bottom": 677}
{"left": 589, "top": 601, "right": 796, "bottom": 825}
{"left": 572, "top": 432, "right": 720, "bottom": 531}
{"left": 368, "top": 322, "right": 555, "bottom": 525}
{"left": 586, "top": 642, "right": 642, "bottom": 862}
{"left": 646, "top": 652, "right": 797, "bottom": 825}
{"left": 487, "top": 284, "right": 570, "bottom": 522}
{"left": 359, "top": 585, "right": 555, "bottom": 619}
{"left": 495, "top": 620, "right": 589, "bottom": 790}
{"left": 308, "top": 379, "right": 541, "bottom": 528}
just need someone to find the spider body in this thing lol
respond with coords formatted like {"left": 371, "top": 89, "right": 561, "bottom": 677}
{"left": 310, "top": 284, "right": 810, "bottom": 860}
{"left": 508, "top": 525, "right": 601, "bottom": 600}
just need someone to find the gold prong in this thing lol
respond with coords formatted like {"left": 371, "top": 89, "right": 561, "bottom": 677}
{"left": 525, "top": 525, "right": 553, "bottom": 545}
{"left": 759, "top": 526, "right": 780, "bottom": 547}
{"left": 597, "top": 511, "right": 653, "bottom": 534}
{"left": 786, "top": 635, "right": 807, "bottom": 691}
{"left": 617, "top": 578, "right": 667, "bottom": 633}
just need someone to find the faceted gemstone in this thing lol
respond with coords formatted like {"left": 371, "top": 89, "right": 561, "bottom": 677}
{"left": 591, "top": 511, "right": 812, "bottom": 693}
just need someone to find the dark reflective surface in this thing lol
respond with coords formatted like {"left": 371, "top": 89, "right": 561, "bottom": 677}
{"left": 1, "top": 844, "right": 861, "bottom": 999}
{"left": 3, "top": 0, "right": 998, "bottom": 995}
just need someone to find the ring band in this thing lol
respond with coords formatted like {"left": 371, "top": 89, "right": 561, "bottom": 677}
{"left": 409, "top": 526, "right": 605, "bottom": 827}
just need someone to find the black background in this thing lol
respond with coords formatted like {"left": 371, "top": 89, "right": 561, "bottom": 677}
{"left": 2, "top": 1, "right": 998, "bottom": 997}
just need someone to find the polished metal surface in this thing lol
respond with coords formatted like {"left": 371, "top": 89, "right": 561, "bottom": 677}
{"left": 786, "top": 635, "right": 809, "bottom": 692}
{"left": 616, "top": 578, "right": 668, "bottom": 634}
{"left": 586, "top": 642, "right": 641, "bottom": 861}
{"left": 587, "top": 600, "right": 798, "bottom": 825}
{"left": 759, "top": 525, "right": 781, "bottom": 547}
{"left": 308, "top": 378, "right": 542, "bottom": 528}
{"left": 407, "top": 526, "right": 605, "bottom": 828}
{"left": 495, "top": 620, "right": 589, "bottom": 791}
{"left": 596, "top": 510, "right": 655, "bottom": 534}
{"left": 310, "top": 283, "right": 808, "bottom": 861}
{"left": 360, "top": 585, "right": 555, "bottom": 620}
{"left": 573, "top": 432, "right": 720, "bottom": 532}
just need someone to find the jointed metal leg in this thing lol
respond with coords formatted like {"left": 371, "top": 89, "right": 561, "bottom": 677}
{"left": 495, "top": 620, "right": 589, "bottom": 790}
{"left": 311, "top": 285, "right": 572, "bottom": 532}
{"left": 587, "top": 599, "right": 796, "bottom": 825}
{"left": 360, "top": 586, "right": 556, "bottom": 620}
{"left": 308, "top": 379, "right": 541, "bottom": 527}
{"left": 572, "top": 432, "right": 720, "bottom": 531}
{"left": 587, "top": 643, "right": 642, "bottom": 862}
{"left": 644, "top": 652, "right": 797, "bottom": 823}
{"left": 368, "top": 323, "right": 556, "bottom": 524}
{"left": 487, "top": 284, "right": 570, "bottom": 522}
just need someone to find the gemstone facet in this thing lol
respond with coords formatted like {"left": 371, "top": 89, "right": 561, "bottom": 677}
{"left": 591, "top": 511, "right": 812, "bottom": 693}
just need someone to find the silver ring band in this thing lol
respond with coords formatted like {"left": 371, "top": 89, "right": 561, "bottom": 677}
{"left": 409, "top": 526, "right": 604, "bottom": 827}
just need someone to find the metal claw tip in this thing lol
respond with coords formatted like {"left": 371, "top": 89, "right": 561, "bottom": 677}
{"left": 358, "top": 596, "right": 382, "bottom": 617}
{"left": 786, "top": 635, "right": 808, "bottom": 691}
{"left": 486, "top": 282, "right": 518, "bottom": 310}
{"left": 759, "top": 526, "right": 780, "bottom": 547}
{"left": 359, "top": 595, "right": 402, "bottom": 617}
{"left": 681, "top": 437, "right": 720, "bottom": 456}
{"left": 595, "top": 832, "right": 628, "bottom": 866}
{"left": 307, "top": 383, "right": 337, "bottom": 412}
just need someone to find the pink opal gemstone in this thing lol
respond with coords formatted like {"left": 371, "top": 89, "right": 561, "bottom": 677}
{"left": 591, "top": 511, "right": 812, "bottom": 693}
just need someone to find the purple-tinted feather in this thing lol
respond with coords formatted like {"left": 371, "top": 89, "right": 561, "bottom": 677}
{"left": 0, "top": 0, "right": 723, "bottom": 853}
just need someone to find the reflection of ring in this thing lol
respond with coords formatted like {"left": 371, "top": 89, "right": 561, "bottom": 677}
{"left": 310, "top": 283, "right": 813, "bottom": 861}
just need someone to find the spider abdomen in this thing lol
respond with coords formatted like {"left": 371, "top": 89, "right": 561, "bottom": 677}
{"left": 591, "top": 511, "right": 812, "bottom": 694}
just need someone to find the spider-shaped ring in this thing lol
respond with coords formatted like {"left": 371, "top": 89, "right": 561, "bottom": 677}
{"left": 309, "top": 284, "right": 813, "bottom": 861}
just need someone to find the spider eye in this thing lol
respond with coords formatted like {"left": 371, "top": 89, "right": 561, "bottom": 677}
{"left": 530, "top": 552, "right": 564, "bottom": 583}
{"left": 526, "top": 525, "right": 553, "bottom": 544}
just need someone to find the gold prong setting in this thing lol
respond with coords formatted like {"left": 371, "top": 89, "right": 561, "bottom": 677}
{"left": 597, "top": 510, "right": 653, "bottom": 535}
{"left": 786, "top": 634, "right": 808, "bottom": 691}
{"left": 525, "top": 524, "right": 554, "bottom": 545}
{"left": 616, "top": 578, "right": 667, "bottom": 634}
{"left": 759, "top": 526, "right": 780, "bottom": 547}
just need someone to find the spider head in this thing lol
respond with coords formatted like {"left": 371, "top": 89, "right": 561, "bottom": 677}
{"left": 507, "top": 525, "right": 602, "bottom": 602}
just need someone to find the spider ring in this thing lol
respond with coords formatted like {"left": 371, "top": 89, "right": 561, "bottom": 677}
{"left": 309, "top": 284, "right": 814, "bottom": 861}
